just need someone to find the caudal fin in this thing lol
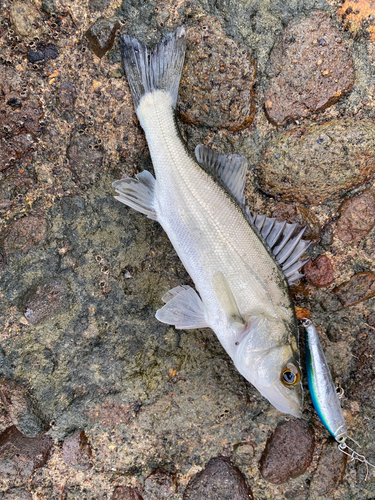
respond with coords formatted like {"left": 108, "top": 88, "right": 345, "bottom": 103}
{"left": 120, "top": 27, "right": 186, "bottom": 111}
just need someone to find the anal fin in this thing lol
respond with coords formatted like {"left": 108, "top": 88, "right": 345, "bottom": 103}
{"left": 112, "top": 170, "right": 157, "bottom": 220}
{"left": 155, "top": 285, "right": 208, "bottom": 330}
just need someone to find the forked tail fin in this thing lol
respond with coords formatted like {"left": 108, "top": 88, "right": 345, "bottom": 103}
{"left": 120, "top": 27, "right": 186, "bottom": 111}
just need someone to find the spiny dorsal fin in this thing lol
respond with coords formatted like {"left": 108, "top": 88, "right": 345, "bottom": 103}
{"left": 195, "top": 144, "right": 248, "bottom": 205}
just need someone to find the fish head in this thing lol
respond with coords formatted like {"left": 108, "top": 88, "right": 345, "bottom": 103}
{"left": 234, "top": 316, "right": 303, "bottom": 418}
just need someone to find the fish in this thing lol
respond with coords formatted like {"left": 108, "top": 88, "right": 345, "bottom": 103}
{"left": 113, "top": 27, "right": 310, "bottom": 417}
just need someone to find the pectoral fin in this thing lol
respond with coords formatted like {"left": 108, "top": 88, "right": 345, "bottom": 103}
{"left": 211, "top": 271, "right": 245, "bottom": 332}
{"left": 112, "top": 170, "right": 157, "bottom": 220}
{"left": 155, "top": 285, "right": 208, "bottom": 329}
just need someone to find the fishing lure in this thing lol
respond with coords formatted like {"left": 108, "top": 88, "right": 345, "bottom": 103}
{"left": 304, "top": 318, "right": 375, "bottom": 479}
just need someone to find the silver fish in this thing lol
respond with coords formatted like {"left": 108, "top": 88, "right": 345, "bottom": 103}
{"left": 113, "top": 27, "right": 310, "bottom": 417}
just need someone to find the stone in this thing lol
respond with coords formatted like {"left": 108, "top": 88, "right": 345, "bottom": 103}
{"left": 183, "top": 456, "right": 253, "bottom": 500}
{"left": 85, "top": 18, "right": 120, "bottom": 58}
{"left": 2, "top": 490, "right": 32, "bottom": 500}
{"left": 0, "top": 426, "right": 53, "bottom": 479}
{"left": 272, "top": 203, "right": 321, "bottom": 240}
{"left": 89, "top": 0, "right": 110, "bottom": 11}
{"left": 27, "top": 44, "right": 59, "bottom": 64}
{"left": 336, "top": 190, "right": 375, "bottom": 243}
{"left": 310, "top": 439, "right": 347, "bottom": 496}
{"left": 112, "top": 486, "right": 144, "bottom": 500}
{"left": 10, "top": 0, "right": 43, "bottom": 38}
{"left": 23, "top": 280, "right": 66, "bottom": 325}
{"left": 303, "top": 255, "right": 334, "bottom": 288}
{"left": 143, "top": 469, "right": 177, "bottom": 499}
{"left": 0, "top": 379, "right": 47, "bottom": 436}
{"left": 62, "top": 430, "right": 92, "bottom": 470}
{"left": 347, "top": 327, "right": 375, "bottom": 408}
{"left": 338, "top": 0, "right": 375, "bottom": 41}
{"left": 259, "top": 420, "right": 315, "bottom": 484}
{"left": 178, "top": 17, "right": 256, "bottom": 132}
{"left": 257, "top": 118, "right": 375, "bottom": 204}
{"left": 265, "top": 11, "right": 354, "bottom": 126}
{"left": 67, "top": 132, "right": 104, "bottom": 185}
{"left": 333, "top": 272, "right": 375, "bottom": 308}
{"left": 4, "top": 216, "right": 47, "bottom": 257}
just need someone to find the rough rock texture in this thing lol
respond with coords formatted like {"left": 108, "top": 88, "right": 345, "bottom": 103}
{"left": 2, "top": 489, "right": 32, "bottom": 500}
{"left": 272, "top": 203, "right": 321, "bottom": 240}
{"left": 310, "top": 439, "right": 347, "bottom": 496}
{"left": 183, "top": 456, "right": 253, "bottom": 500}
{"left": 336, "top": 189, "right": 375, "bottom": 243}
{"left": 178, "top": 17, "right": 256, "bottom": 131}
{"left": 112, "top": 486, "right": 144, "bottom": 499}
{"left": 303, "top": 255, "right": 334, "bottom": 288}
{"left": 259, "top": 420, "right": 315, "bottom": 484}
{"left": 265, "top": 11, "right": 354, "bottom": 125}
{"left": 338, "top": 0, "right": 375, "bottom": 41}
{"left": 85, "top": 18, "right": 119, "bottom": 58}
{"left": 3, "top": 216, "right": 47, "bottom": 258}
{"left": 143, "top": 470, "right": 177, "bottom": 499}
{"left": 258, "top": 119, "right": 375, "bottom": 204}
{"left": 333, "top": 272, "right": 375, "bottom": 308}
{"left": 347, "top": 326, "right": 375, "bottom": 408}
{"left": 62, "top": 430, "right": 92, "bottom": 470}
{"left": 23, "top": 280, "right": 66, "bottom": 325}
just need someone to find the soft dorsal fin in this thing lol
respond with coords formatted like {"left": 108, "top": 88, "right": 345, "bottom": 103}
{"left": 195, "top": 144, "right": 248, "bottom": 205}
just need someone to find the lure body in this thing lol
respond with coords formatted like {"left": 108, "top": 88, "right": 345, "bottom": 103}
{"left": 305, "top": 320, "right": 347, "bottom": 441}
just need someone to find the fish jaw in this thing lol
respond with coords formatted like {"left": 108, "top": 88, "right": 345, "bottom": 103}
{"left": 233, "top": 316, "right": 303, "bottom": 418}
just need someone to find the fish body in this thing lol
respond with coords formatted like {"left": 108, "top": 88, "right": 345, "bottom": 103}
{"left": 114, "top": 27, "right": 309, "bottom": 417}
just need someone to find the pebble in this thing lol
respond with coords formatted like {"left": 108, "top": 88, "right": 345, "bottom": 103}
{"left": 259, "top": 420, "right": 315, "bottom": 484}
{"left": 183, "top": 456, "right": 253, "bottom": 500}
{"left": 265, "top": 11, "right": 354, "bottom": 125}
{"left": 4, "top": 216, "right": 47, "bottom": 257}
{"left": 112, "top": 486, "right": 144, "bottom": 500}
{"left": 62, "top": 430, "right": 92, "bottom": 470}
{"left": 272, "top": 203, "right": 321, "bottom": 240}
{"left": 178, "top": 17, "right": 256, "bottom": 131}
{"left": 27, "top": 44, "right": 59, "bottom": 64}
{"left": 333, "top": 272, "right": 375, "bottom": 308}
{"left": 24, "top": 280, "right": 66, "bottom": 325}
{"left": 258, "top": 118, "right": 375, "bottom": 204}
{"left": 0, "top": 379, "right": 47, "bottom": 436}
{"left": 10, "top": 0, "right": 43, "bottom": 38}
{"left": 85, "top": 18, "right": 120, "bottom": 58}
{"left": 310, "top": 439, "right": 347, "bottom": 496}
{"left": 143, "top": 469, "right": 177, "bottom": 499}
{"left": 336, "top": 189, "right": 375, "bottom": 243}
{"left": 303, "top": 255, "right": 334, "bottom": 288}
{"left": 0, "top": 426, "right": 53, "bottom": 479}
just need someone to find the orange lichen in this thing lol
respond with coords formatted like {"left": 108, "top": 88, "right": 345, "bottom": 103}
{"left": 295, "top": 307, "right": 311, "bottom": 320}
{"left": 338, "top": 0, "right": 375, "bottom": 41}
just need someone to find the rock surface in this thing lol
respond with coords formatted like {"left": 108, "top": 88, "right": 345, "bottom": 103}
{"left": 333, "top": 272, "right": 375, "bottom": 308}
{"left": 112, "top": 486, "right": 144, "bottom": 499}
{"left": 62, "top": 430, "right": 92, "bottom": 470}
{"left": 23, "top": 280, "right": 66, "bottom": 325}
{"left": 272, "top": 203, "right": 321, "bottom": 240}
{"left": 303, "top": 255, "right": 334, "bottom": 288}
{"left": 310, "top": 439, "right": 347, "bottom": 496}
{"left": 86, "top": 18, "right": 119, "bottom": 58}
{"left": 259, "top": 420, "right": 315, "bottom": 484}
{"left": 265, "top": 11, "right": 354, "bottom": 125}
{"left": 258, "top": 119, "right": 375, "bottom": 204}
{"left": 183, "top": 456, "right": 253, "bottom": 500}
{"left": 336, "top": 189, "right": 375, "bottom": 243}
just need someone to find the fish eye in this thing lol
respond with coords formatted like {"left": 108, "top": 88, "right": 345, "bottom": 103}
{"left": 281, "top": 363, "right": 301, "bottom": 386}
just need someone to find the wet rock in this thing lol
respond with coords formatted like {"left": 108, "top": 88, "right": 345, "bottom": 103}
{"left": 265, "top": 11, "right": 354, "bottom": 126}
{"left": 27, "top": 44, "right": 59, "bottom": 64}
{"left": 0, "top": 379, "right": 47, "bottom": 436}
{"left": 336, "top": 189, "right": 375, "bottom": 243}
{"left": 143, "top": 469, "right": 177, "bottom": 499}
{"left": 10, "top": 0, "right": 43, "bottom": 39}
{"left": 112, "top": 486, "right": 144, "bottom": 500}
{"left": 23, "top": 280, "right": 66, "bottom": 325}
{"left": 41, "top": 0, "right": 57, "bottom": 15}
{"left": 272, "top": 203, "right": 321, "bottom": 240}
{"left": 0, "top": 426, "right": 53, "bottom": 479}
{"left": 85, "top": 18, "right": 120, "bottom": 58}
{"left": 67, "top": 133, "right": 104, "bottom": 184}
{"left": 259, "top": 420, "right": 315, "bottom": 484}
{"left": 347, "top": 327, "right": 375, "bottom": 407}
{"left": 2, "top": 489, "right": 32, "bottom": 500}
{"left": 57, "top": 81, "right": 77, "bottom": 117}
{"left": 62, "top": 430, "right": 92, "bottom": 470}
{"left": 183, "top": 456, "right": 253, "bottom": 500}
{"left": 338, "top": 0, "right": 375, "bottom": 41}
{"left": 3, "top": 216, "right": 47, "bottom": 257}
{"left": 333, "top": 272, "right": 375, "bottom": 308}
{"left": 178, "top": 17, "right": 256, "bottom": 132}
{"left": 258, "top": 118, "right": 375, "bottom": 204}
{"left": 303, "top": 255, "right": 334, "bottom": 288}
{"left": 310, "top": 438, "right": 347, "bottom": 496}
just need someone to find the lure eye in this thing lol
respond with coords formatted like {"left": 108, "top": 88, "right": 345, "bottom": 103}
{"left": 281, "top": 364, "right": 301, "bottom": 386}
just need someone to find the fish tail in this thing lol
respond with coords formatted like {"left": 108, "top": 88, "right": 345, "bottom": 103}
{"left": 120, "top": 27, "right": 186, "bottom": 111}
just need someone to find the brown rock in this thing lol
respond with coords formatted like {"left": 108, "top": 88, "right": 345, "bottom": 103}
{"left": 24, "top": 280, "right": 66, "bottom": 325}
{"left": 85, "top": 18, "right": 119, "bottom": 58}
{"left": 303, "top": 255, "right": 334, "bottom": 288}
{"left": 67, "top": 132, "right": 104, "bottom": 184}
{"left": 0, "top": 426, "right": 53, "bottom": 479}
{"left": 258, "top": 118, "right": 375, "bottom": 204}
{"left": 112, "top": 486, "right": 143, "bottom": 500}
{"left": 143, "top": 469, "right": 177, "bottom": 499}
{"left": 3, "top": 216, "right": 47, "bottom": 257}
{"left": 336, "top": 189, "right": 375, "bottom": 243}
{"left": 272, "top": 203, "right": 321, "bottom": 240}
{"left": 310, "top": 439, "right": 347, "bottom": 496}
{"left": 295, "top": 307, "right": 311, "bottom": 320}
{"left": 183, "top": 456, "right": 253, "bottom": 500}
{"left": 0, "top": 379, "right": 47, "bottom": 436}
{"left": 333, "top": 272, "right": 375, "bottom": 308}
{"left": 62, "top": 430, "right": 92, "bottom": 470}
{"left": 265, "top": 11, "right": 354, "bottom": 126}
{"left": 347, "top": 327, "right": 375, "bottom": 407}
{"left": 178, "top": 17, "right": 256, "bottom": 132}
{"left": 259, "top": 420, "right": 315, "bottom": 484}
